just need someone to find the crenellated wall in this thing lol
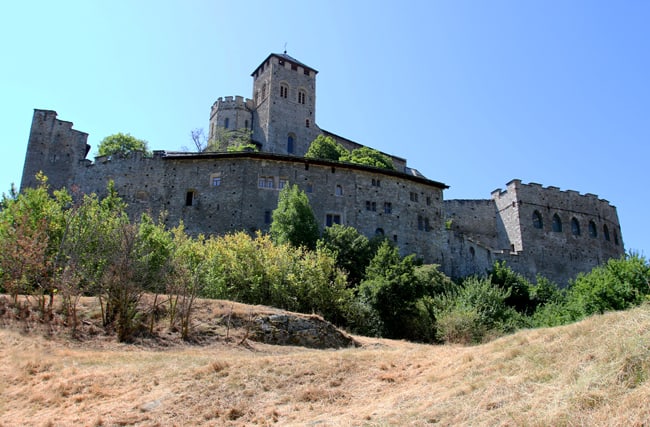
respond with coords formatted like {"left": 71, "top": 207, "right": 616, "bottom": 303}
{"left": 21, "top": 109, "right": 90, "bottom": 192}
{"left": 444, "top": 179, "right": 625, "bottom": 285}
{"left": 20, "top": 53, "right": 626, "bottom": 286}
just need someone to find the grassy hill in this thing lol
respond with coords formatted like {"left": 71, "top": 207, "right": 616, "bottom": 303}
{"left": 1, "top": 298, "right": 648, "bottom": 426}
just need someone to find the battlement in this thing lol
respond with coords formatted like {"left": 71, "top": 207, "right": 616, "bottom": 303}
{"left": 491, "top": 179, "right": 613, "bottom": 206}
{"left": 211, "top": 96, "right": 253, "bottom": 111}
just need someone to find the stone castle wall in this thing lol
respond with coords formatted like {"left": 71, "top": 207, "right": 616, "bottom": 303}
{"left": 21, "top": 109, "right": 90, "bottom": 191}
{"left": 443, "top": 179, "right": 625, "bottom": 285}
{"left": 20, "top": 50, "right": 626, "bottom": 285}
{"left": 21, "top": 110, "right": 447, "bottom": 263}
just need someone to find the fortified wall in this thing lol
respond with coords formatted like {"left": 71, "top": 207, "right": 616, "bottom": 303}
{"left": 22, "top": 110, "right": 447, "bottom": 265}
{"left": 443, "top": 180, "right": 625, "bottom": 285}
{"left": 20, "top": 52, "right": 625, "bottom": 285}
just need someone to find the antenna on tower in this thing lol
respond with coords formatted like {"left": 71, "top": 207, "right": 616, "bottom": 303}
{"left": 283, "top": 42, "right": 287, "bottom": 54}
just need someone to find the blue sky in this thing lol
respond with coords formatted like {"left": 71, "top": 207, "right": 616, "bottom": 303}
{"left": 1, "top": 1, "right": 648, "bottom": 254}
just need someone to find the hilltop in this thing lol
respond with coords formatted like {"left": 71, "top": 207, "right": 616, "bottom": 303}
{"left": 0, "top": 297, "right": 648, "bottom": 426}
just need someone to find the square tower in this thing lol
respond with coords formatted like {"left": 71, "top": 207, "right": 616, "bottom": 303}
{"left": 251, "top": 53, "right": 321, "bottom": 156}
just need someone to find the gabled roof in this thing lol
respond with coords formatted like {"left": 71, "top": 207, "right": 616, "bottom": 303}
{"left": 251, "top": 52, "right": 318, "bottom": 77}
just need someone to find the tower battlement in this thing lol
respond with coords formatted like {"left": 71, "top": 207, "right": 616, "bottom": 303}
{"left": 491, "top": 179, "right": 613, "bottom": 206}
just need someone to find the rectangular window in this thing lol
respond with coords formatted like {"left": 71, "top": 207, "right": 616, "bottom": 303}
{"left": 306, "top": 183, "right": 313, "bottom": 193}
{"left": 266, "top": 178, "right": 275, "bottom": 189}
{"left": 211, "top": 174, "right": 222, "bottom": 187}
{"left": 372, "top": 178, "right": 381, "bottom": 187}
{"left": 426, "top": 196, "right": 431, "bottom": 206}
{"left": 326, "top": 214, "right": 341, "bottom": 227}
{"left": 410, "top": 192, "right": 419, "bottom": 202}
{"left": 258, "top": 177, "right": 266, "bottom": 188}
{"left": 335, "top": 185, "right": 343, "bottom": 196}
{"left": 279, "top": 179, "right": 288, "bottom": 189}
{"left": 185, "top": 191, "right": 194, "bottom": 207}
{"left": 264, "top": 210, "right": 272, "bottom": 224}
{"left": 371, "top": 202, "right": 376, "bottom": 211}
{"left": 384, "top": 202, "right": 392, "bottom": 214}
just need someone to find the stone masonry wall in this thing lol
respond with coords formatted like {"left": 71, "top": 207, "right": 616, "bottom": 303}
{"left": 72, "top": 150, "right": 446, "bottom": 263}
{"left": 21, "top": 110, "right": 89, "bottom": 192}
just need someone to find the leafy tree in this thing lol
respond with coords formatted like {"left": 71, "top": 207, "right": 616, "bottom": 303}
{"left": 270, "top": 184, "right": 319, "bottom": 249}
{"left": 305, "top": 135, "right": 348, "bottom": 161}
{"left": 341, "top": 146, "right": 395, "bottom": 170}
{"left": 433, "top": 276, "right": 522, "bottom": 344}
{"left": 97, "top": 133, "right": 149, "bottom": 157}
{"left": 206, "top": 128, "right": 255, "bottom": 152}
{"left": 317, "top": 224, "right": 375, "bottom": 286}
{"left": 488, "top": 261, "right": 533, "bottom": 314}
{"left": 566, "top": 253, "right": 650, "bottom": 317}
{"left": 359, "top": 241, "right": 427, "bottom": 339}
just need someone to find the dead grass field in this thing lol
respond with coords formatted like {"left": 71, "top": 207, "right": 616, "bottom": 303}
{"left": 1, "top": 297, "right": 649, "bottom": 426}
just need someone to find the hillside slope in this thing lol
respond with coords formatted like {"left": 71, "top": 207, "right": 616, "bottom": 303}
{"left": 0, "top": 299, "right": 648, "bottom": 426}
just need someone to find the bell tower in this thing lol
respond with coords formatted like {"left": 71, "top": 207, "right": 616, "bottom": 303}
{"left": 250, "top": 52, "right": 320, "bottom": 156}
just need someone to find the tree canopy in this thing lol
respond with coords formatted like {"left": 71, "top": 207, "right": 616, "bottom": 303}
{"left": 269, "top": 184, "right": 320, "bottom": 250}
{"left": 97, "top": 133, "right": 149, "bottom": 157}
{"left": 305, "top": 135, "right": 348, "bottom": 161}
{"left": 305, "top": 135, "right": 395, "bottom": 170}
{"left": 341, "top": 146, "right": 395, "bottom": 170}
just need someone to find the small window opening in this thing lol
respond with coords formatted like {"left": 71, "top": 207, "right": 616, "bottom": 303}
{"left": 552, "top": 214, "right": 562, "bottom": 232}
{"left": 287, "top": 135, "right": 295, "bottom": 154}
{"left": 185, "top": 191, "right": 195, "bottom": 207}
{"left": 224, "top": 118, "right": 229, "bottom": 129}
{"left": 588, "top": 221, "right": 597, "bottom": 238}
{"left": 532, "top": 210, "right": 543, "bottom": 229}
{"left": 335, "top": 185, "right": 343, "bottom": 196}
{"left": 603, "top": 224, "right": 610, "bottom": 241}
{"left": 305, "top": 118, "right": 310, "bottom": 128}
{"left": 571, "top": 218, "right": 580, "bottom": 236}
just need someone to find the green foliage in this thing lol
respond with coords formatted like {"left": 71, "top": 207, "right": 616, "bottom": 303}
{"left": 198, "top": 232, "right": 355, "bottom": 324}
{"left": 488, "top": 261, "right": 533, "bottom": 314}
{"left": 206, "top": 128, "right": 254, "bottom": 152}
{"left": 432, "top": 276, "right": 522, "bottom": 344}
{"left": 305, "top": 135, "right": 348, "bottom": 161}
{"left": 566, "top": 253, "right": 650, "bottom": 317}
{"left": 97, "top": 133, "right": 149, "bottom": 157}
{"left": 340, "top": 146, "right": 395, "bottom": 170}
{"left": 317, "top": 224, "right": 375, "bottom": 286}
{"left": 359, "top": 242, "right": 428, "bottom": 339}
{"left": 270, "top": 184, "right": 320, "bottom": 250}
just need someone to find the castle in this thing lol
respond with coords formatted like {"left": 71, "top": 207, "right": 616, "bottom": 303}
{"left": 20, "top": 52, "right": 624, "bottom": 285}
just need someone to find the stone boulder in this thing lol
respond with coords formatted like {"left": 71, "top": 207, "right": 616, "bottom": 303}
{"left": 251, "top": 313, "right": 358, "bottom": 349}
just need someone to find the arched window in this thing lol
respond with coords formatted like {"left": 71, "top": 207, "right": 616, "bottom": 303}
{"left": 552, "top": 214, "right": 562, "bottom": 232}
{"left": 375, "top": 228, "right": 384, "bottom": 236}
{"left": 532, "top": 210, "right": 543, "bottom": 229}
{"left": 571, "top": 218, "right": 581, "bottom": 236}
{"left": 280, "top": 83, "right": 289, "bottom": 98}
{"left": 287, "top": 134, "right": 295, "bottom": 154}
{"left": 298, "top": 90, "right": 306, "bottom": 104}
{"left": 603, "top": 224, "right": 610, "bottom": 241}
{"left": 588, "top": 221, "right": 597, "bottom": 238}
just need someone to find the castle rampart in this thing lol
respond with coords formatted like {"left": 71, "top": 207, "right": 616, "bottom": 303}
{"left": 20, "top": 52, "right": 625, "bottom": 286}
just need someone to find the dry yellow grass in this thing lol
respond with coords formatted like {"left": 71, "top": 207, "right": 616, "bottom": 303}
{"left": 1, "top": 299, "right": 649, "bottom": 426}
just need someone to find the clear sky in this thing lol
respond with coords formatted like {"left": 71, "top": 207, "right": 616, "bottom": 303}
{"left": 1, "top": 1, "right": 648, "bottom": 254}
